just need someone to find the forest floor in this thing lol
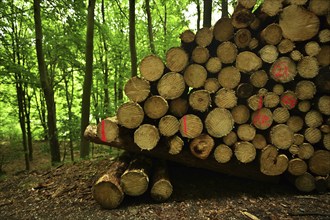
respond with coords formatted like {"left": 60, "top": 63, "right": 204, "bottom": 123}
{"left": 0, "top": 143, "right": 329, "bottom": 220}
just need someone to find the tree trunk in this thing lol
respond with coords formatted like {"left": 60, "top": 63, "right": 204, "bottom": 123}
{"left": 129, "top": 0, "right": 137, "bottom": 77}
{"left": 33, "top": 0, "right": 61, "bottom": 163}
{"left": 145, "top": 0, "right": 156, "bottom": 54}
{"left": 203, "top": 0, "right": 212, "bottom": 28}
{"left": 80, "top": 0, "right": 96, "bottom": 159}
{"left": 221, "top": 0, "right": 228, "bottom": 18}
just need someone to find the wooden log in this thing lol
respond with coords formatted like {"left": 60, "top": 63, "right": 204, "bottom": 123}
{"left": 157, "top": 72, "right": 185, "bottom": 100}
{"left": 158, "top": 115, "right": 179, "bottom": 137}
{"left": 269, "top": 57, "right": 297, "bottom": 83}
{"left": 252, "top": 108, "right": 273, "bottom": 130}
{"left": 218, "top": 66, "right": 241, "bottom": 89}
{"left": 144, "top": 95, "right": 169, "bottom": 119}
{"left": 287, "top": 116, "right": 304, "bottom": 132}
{"left": 272, "top": 84, "right": 284, "bottom": 95}
{"left": 192, "top": 46, "right": 210, "bottom": 64}
{"left": 205, "top": 107, "right": 234, "bottom": 138}
{"left": 179, "top": 114, "right": 203, "bottom": 139}
{"left": 309, "top": 150, "right": 330, "bottom": 176}
{"left": 304, "top": 127, "right": 322, "bottom": 144}
{"left": 280, "top": 90, "right": 297, "bottom": 110}
{"left": 150, "top": 160, "right": 173, "bottom": 202}
{"left": 214, "top": 88, "right": 238, "bottom": 109}
{"left": 117, "top": 102, "right": 144, "bottom": 129}
{"left": 317, "top": 45, "right": 330, "bottom": 66}
{"left": 195, "top": 27, "right": 213, "bottom": 47}
{"left": 213, "top": 18, "right": 234, "bottom": 42}
{"left": 232, "top": 8, "right": 255, "bottom": 28}
{"left": 231, "top": 105, "right": 250, "bottom": 125}
{"left": 169, "top": 98, "right": 188, "bottom": 118}
{"left": 234, "top": 141, "right": 256, "bottom": 163}
{"left": 139, "top": 55, "right": 165, "bottom": 81}
{"left": 214, "top": 144, "right": 233, "bottom": 163}
{"left": 308, "top": 0, "right": 330, "bottom": 16}
{"left": 323, "top": 134, "right": 330, "bottom": 150}
{"left": 184, "top": 64, "right": 208, "bottom": 88}
{"left": 166, "top": 47, "right": 189, "bottom": 72}
{"left": 204, "top": 78, "right": 220, "bottom": 93}
{"left": 298, "top": 143, "right": 314, "bottom": 160}
{"left": 287, "top": 158, "right": 307, "bottom": 176}
{"left": 92, "top": 154, "right": 131, "bottom": 209}
{"left": 304, "top": 41, "right": 321, "bottom": 57}
{"left": 272, "top": 107, "right": 290, "bottom": 123}
{"left": 297, "top": 56, "right": 319, "bottom": 79}
{"left": 297, "top": 100, "right": 311, "bottom": 113}
{"left": 318, "top": 96, "right": 330, "bottom": 115}
{"left": 97, "top": 117, "right": 119, "bottom": 143}
{"left": 216, "top": 41, "right": 238, "bottom": 64}
{"left": 270, "top": 124, "right": 294, "bottom": 149}
{"left": 289, "top": 144, "right": 300, "bottom": 156}
{"left": 252, "top": 134, "right": 267, "bottom": 150}
{"left": 295, "top": 80, "right": 316, "bottom": 100}
{"left": 264, "top": 92, "right": 280, "bottom": 108}
{"left": 168, "top": 135, "right": 184, "bottom": 155}
{"left": 305, "top": 110, "right": 323, "bottom": 128}
{"left": 121, "top": 157, "right": 152, "bottom": 196}
{"left": 248, "top": 94, "right": 263, "bottom": 111}
{"left": 277, "top": 38, "right": 295, "bottom": 54}
{"left": 279, "top": 5, "right": 320, "bottom": 41}
{"left": 293, "top": 133, "right": 304, "bottom": 145}
{"left": 124, "top": 77, "right": 150, "bottom": 102}
{"left": 205, "top": 57, "right": 222, "bottom": 74}
{"left": 315, "top": 176, "right": 328, "bottom": 193}
{"left": 261, "top": 0, "right": 284, "bottom": 16}
{"left": 84, "top": 125, "right": 279, "bottom": 182}
{"left": 290, "top": 49, "right": 303, "bottom": 61}
{"left": 260, "top": 145, "right": 289, "bottom": 176}
{"left": 260, "top": 24, "right": 283, "bottom": 45}
{"left": 223, "top": 131, "right": 238, "bottom": 146}
{"left": 318, "top": 29, "right": 330, "bottom": 44}
{"left": 294, "top": 172, "right": 316, "bottom": 192}
{"left": 189, "top": 89, "right": 211, "bottom": 112}
{"left": 180, "top": 29, "right": 195, "bottom": 44}
{"left": 285, "top": 0, "right": 308, "bottom": 5}
{"left": 236, "top": 51, "right": 262, "bottom": 73}
{"left": 259, "top": 45, "right": 279, "bottom": 64}
{"left": 189, "top": 133, "right": 215, "bottom": 159}
{"left": 234, "top": 28, "right": 251, "bottom": 49}
{"left": 238, "top": 0, "right": 256, "bottom": 9}
{"left": 236, "top": 83, "right": 254, "bottom": 99}
{"left": 320, "top": 125, "right": 330, "bottom": 134}
{"left": 237, "top": 124, "right": 256, "bottom": 141}
{"left": 134, "top": 124, "right": 160, "bottom": 150}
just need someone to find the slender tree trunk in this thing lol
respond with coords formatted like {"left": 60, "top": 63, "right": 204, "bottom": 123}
{"left": 146, "top": 0, "right": 156, "bottom": 54}
{"left": 203, "top": 0, "right": 212, "bottom": 27}
{"left": 34, "top": 89, "right": 48, "bottom": 141}
{"left": 80, "top": 0, "right": 97, "bottom": 159}
{"left": 222, "top": 0, "right": 228, "bottom": 18}
{"left": 33, "top": 0, "right": 61, "bottom": 164}
{"left": 24, "top": 87, "right": 33, "bottom": 161}
{"left": 196, "top": 0, "right": 201, "bottom": 30}
{"left": 64, "top": 71, "right": 74, "bottom": 162}
{"left": 129, "top": 0, "right": 137, "bottom": 77}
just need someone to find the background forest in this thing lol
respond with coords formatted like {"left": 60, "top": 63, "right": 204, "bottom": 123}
{"left": 0, "top": 0, "right": 261, "bottom": 173}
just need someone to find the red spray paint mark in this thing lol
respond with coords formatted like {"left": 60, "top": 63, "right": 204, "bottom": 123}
{"left": 183, "top": 115, "right": 187, "bottom": 135}
{"left": 258, "top": 96, "right": 263, "bottom": 109}
{"left": 281, "top": 95, "right": 297, "bottom": 109}
{"left": 253, "top": 113, "right": 271, "bottom": 127}
{"left": 101, "top": 120, "right": 106, "bottom": 142}
{"left": 273, "top": 61, "right": 289, "bottom": 79}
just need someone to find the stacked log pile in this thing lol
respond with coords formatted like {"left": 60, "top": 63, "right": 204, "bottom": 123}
{"left": 87, "top": 0, "right": 330, "bottom": 208}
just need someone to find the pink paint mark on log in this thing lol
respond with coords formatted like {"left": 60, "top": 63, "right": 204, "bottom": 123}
{"left": 101, "top": 120, "right": 106, "bottom": 142}
{"left": 273, "top": 61, "right": 289, "bottom": 79}
{"left": 258, "top": 96, "right": 263, "bottom": 109}
{"left": 281, "top": 95, "right": 297, "bottom": 109}
{"left": 183, "top": 115, "right": 187, "bottom": 135}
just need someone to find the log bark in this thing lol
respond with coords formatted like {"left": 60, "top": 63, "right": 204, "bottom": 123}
{"left": 117, "top": 102, "right": 144, "bottom": 129}
{"left": 166, "top": 47, "right": 189, "bottom": 72}
{"left": 139, "top": 55, "right": 165, "bottom": 81}
{"left": 189, "top": 133, "right": 215, "bottom": 159}
{"left": 121, "top": 157, "right": 152, "bottom": 196}
{"left": 157, "top": 72, "right": 186, "bottom": 100}
{"left": 279, "top": 5, "right": 320, "bottom": 41}
{"left": 124, "top": 77, "right": 150, "bottom": 102}
{"left": 134, "top": 124, "right": 160, "bottom": 150}
{"left": 150, "top": 160, "right": 173, "bottom": 202}
{"left": 85, "top": 125, "right": 279, "bottom": 182}
{"left": 144, "top": 95, "right": 169, "bottom": 119}
{"left": 92, "top": 153, "right": 131, "bottom": 209}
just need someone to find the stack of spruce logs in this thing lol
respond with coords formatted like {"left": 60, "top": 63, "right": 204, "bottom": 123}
{"left": 86, "top": 0, "right": 330, "bottom": 209}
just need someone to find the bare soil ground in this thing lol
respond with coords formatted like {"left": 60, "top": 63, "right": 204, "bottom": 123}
{"left": 0, "top": 155, "right": 329, "bottom": 220}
